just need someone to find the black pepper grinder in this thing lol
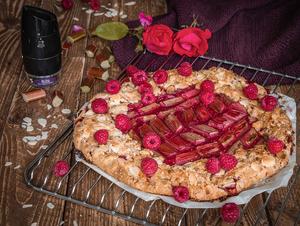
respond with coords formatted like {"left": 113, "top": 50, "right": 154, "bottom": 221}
{"left": 21, "top": 5, "right": 62, "bottom": 87}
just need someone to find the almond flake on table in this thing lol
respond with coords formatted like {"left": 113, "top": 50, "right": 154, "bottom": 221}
{"left": 100, "top": 60, "right": 110, "bottom": 69}
{"left": 46, "top": 115, "right": 51, "bottom": 119}
{"left": 61, "top": 109, "right": 72, "bottom": 115}
{"left": 21, "top": 124, "right": 27, "bottom": 129}
{"left": 28, "top": 141, "right": 38, "bottom": 146}
{"left": 23, "top": 117, "right": 32, "bottom": 123}
{"left": 59, "top": 221, "right": 64, "bottom": 225}
{"left": 125, "top": 1, "right": 136, "bottom": 6}
{"left": 14, "top": 164, "right": 21, "bottom": 169}
{"left": 37, "top": 118, "right": 47, "bottom": 128}
{"left": 47, "top": 202, "right": 55, "bottom": 209}
{"left": 121, "top": 14, "right": 128, "bottom": 19}
{"left": 41, "top": 131, "right": 49, "bottom": 140}
{"left": 41, "top": 145, "right": 48, "bottom": 149}
{"left": 101, "top": 70, "right": 110, "bottom": 81}
{"left": 22, "top": 204, "right": 33, "bottom": 208}
{"left": 73, "top": 17, "right": 79, "bottom": 21}
{"left": 5, "top": 162, "right": 12, "bottom": 166}
{"left": 94, "top": 12, "right": 104, "bottom": 16}
{"left": 26, "top": 125, "right": 34, "bottom": 132}
{"left": 86, "top": 9, "right": 94, "bottom": 14}
{"left": 47, "top": 104, "right": 52, "bottom": 110}
{"left": 51, "top": 123, "right": 58, "bottom": 129}
{"left": 31, "top": 223, "right": 37, "bottom": 226}
{"left": 73, "top": 220, "right": 78, "bottom": 226}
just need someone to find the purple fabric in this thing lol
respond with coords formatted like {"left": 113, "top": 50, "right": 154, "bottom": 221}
{"left": 112, "top": 0, "right": 300, "bottom": 85}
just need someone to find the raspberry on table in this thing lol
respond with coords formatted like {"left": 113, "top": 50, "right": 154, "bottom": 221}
{"left": 177, "top": 62, "right": 192, "bottom": 76}
{"left": 172, "top": 186, "right": 189, "bottom": 203}
{"left": 91, "top": 98, "right": 108, "bottom": 114}
{"left": 200, "top": 79, "right": 215, "bottom": 92}
{"left": 243, "top": 83, "right": 258, "bottom": 100}
{"left": 105, "top": 80, "right": 121, "bottom": 94}
{"left": 220, "top": 203, "right": 240, "bottom": 223}
{"left": 220, "top": 153, "right": 238, "bottom": 171}
{"left": 115, "top": 114, "right": 132, "bottom": 133}
{"left": 267, "top": 138, "right": 284, "bottom": 154}
{"left": 94, "top": 129, "right": 109, "bottom": 145}
{"left": 153, "top": 69, "right": 168, "bottom": 84}
{"left": 131, "top": 70, "right": 148, "bottom": 86}
{"left": 142, "top": 132, "right": 161, "bottom": 150}
{"left": 140, "top": 157, "right": 158, "bottom": 177}
{"left": 261, "top": 95, "right": 278, "bottom": 111}
{"left": 141, "top": 92, "right": 157, "bottom": 105}
{"left": 199, "top": 90, "right": 215, "bottom": 106}
{"left": 206, "top": 157, "right": 221, "bottom": 174}
{"left": 53, "top": 160, "right": 70, "bottom": 177}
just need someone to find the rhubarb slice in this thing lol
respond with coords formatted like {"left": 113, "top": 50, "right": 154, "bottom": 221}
{"left": 229, "top": 102, "right": 247, "bottom": 113}
{"left": 137, "top": 103, "right": 160, "bottom": 115}
{"left": 165, "top": 114, "right": 184, "bottom": 133}
{"left": 175, "top": 97, "right": 199, "bottom": 111}
{"left": 139, "top": 124, "right": 156, "bottom": 137}
{"left": 209, "top": 97, "right": 226, "bottom": 114}
{"left": 190, "top": 124, "right": 219, "bottom": 138}
{"left": 157, "top": 108, "right": 176, "bottom": 119}
{"left": 160, "top": 97, "right": 184, "bottom": 107}
{"left": 180, "top": 132, "right": 205, "bottom": 145}
{"left": 181, "top": 89, "right": 200, "bottom": 99}
{"left": 240, "top": 128, "right": 260, "bottom": 149}
{"left": 218, "top": 132, "right": 237, "bottom": 149}
{"left": 195, "top": 106, "right": 211, "bottom": 122}
{"left": 175, "top": 150, "right": 200, "bottom": 165}
{"left": 196, "top": 142, "right": 220, "bottom": 157}
{"left": 127, "top": 110, "right": 138, "bottom": 119}
{"left": 158, "top": 143, "right": 177, "bottom": 157}
{"left": 165, "top": 136, "right": 192, "bottom": 151}
{"left": 230, "top": 118, "right": 250, "bottom": 138}
{"left": 218, "top": 94, "right": 233, "bottom": 106}
{"left": 208, "top": 116, "right": 234, "bottom": 130}
{"left": 179, "top": 109, "right": 196, "bottom": 126}
{"left": 223, "top": 109, "right": 247, "bottom": 122}
{"left": 149, "top": 118, "right": 172, "bottom": 137}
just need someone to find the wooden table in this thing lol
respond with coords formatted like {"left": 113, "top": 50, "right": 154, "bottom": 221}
{"left": 0, "top": 1, "right": 299, "bottom": 225}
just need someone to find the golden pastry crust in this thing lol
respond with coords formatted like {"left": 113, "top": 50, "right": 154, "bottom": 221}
{"left": 73, "top": 67, "right": 293, "bottom": 201}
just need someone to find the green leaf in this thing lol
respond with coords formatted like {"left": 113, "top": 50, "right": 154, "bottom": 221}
{"left": 92, "top": 22, "right": 129, "bottom": 41}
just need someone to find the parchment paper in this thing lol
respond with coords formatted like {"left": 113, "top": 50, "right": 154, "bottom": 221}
{"left": 76, "top": 93, "right": 296, "bottom": 208}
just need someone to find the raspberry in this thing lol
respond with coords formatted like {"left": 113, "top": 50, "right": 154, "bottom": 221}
{"left": 206, "top": 157, "right": 221, "bottom": 174}
{"left": 220, "top": 203, "right": 240, "bottom": 223}
{"left": 153, "top": 69, "right": 168, "bottom": 84}
{"left": 126, "top": 65, "right": 139, "bottom": 76}
{"left": 172, "top": 186, "right": 189, "bottom": 203}
{"left": 131, "top": 70, "right": 148, "bottom": 86}
{"left": 243, "top": 83, "right": 258, "bottom": 100}
{"left": 219, "top": 153, "right": 237, "bottom": 171}
{"left": 261, "top": 95, "right": 278, "bottom": 111}
{"left": 177, "top": 62, "right": 192, "bottom": 76}
{"left": 267, "top": 138, "right": 284, "bottom": 154}
{"left": 94, "top": 129, "right": 109, "bottom": 144}
{"left": 53, "top": 160, "right": 69, "bottom": 177}
{"left": 200, "top": 80, "right": 215, "bottom": 92}
{"left": 105, "top": 80, "right": 121, "bottom": 94}
{"left": 143, "top": 132, "right": 161, "bottom": 150}
{"left": 199, "top": 91, "right": 215, "bottom": 106}
{"left": 115, "top": 114, "right": 132, "bottom": 133}
{"left": 140, "top": 157, "right": 158, "bottom": 177}
{"left": 138, "top": 82, "right": 153, "bottom": 94}
{"left": 195, "top": 105, "right": 211, "bottom": 122}
{"left": 91, "top": 98, "right": 108, "bottom": 114}
{"left": 141, "top": 92, "right": 157, "bottom": 105}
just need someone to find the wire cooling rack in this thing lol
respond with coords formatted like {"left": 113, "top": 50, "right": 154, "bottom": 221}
{"left": 24, "top": 52, "right": 300, "bottom": 226}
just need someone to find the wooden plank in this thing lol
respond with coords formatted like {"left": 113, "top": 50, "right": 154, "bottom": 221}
{"left": 0, "top": 56, "right": 84, "bottom": 226}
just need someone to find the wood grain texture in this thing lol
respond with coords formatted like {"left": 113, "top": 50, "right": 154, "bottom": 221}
{"left": 0, "top": 0, "right": 299, "bottom": 226}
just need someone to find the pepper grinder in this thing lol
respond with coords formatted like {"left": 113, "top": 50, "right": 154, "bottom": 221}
{"left": 21, "top": 5, "right": 62, "bottom": 87}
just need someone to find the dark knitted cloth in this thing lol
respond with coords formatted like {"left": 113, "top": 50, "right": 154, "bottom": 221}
{"left": 112, "top": 0, "right": 300, "bottom": 85}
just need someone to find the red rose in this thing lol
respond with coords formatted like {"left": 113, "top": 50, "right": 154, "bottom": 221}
{"left": 173, "top": 27, "right": 211, "bottom": 57}
{"left": 142, "top": 24, "right": 174, "bottom": 56}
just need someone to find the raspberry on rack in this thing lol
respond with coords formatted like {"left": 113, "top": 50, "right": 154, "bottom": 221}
{"left": 153, "top": 69, "right": 168, "bottom": 84}
{"left": 243, "top": 83, "right": 258, "bottom": 100}
{"left": 177, "top": 62, "right": 192, "bottom": 77}
{"left": 105, "top": 80, "right": 121, "bottom": 94}
{"left": 131, "top": 70, "right": 148, "bottom": 86}
{"left": 200, "top": 79, "right": 215, "bottom": 92}
{"left": 172, "top": 186, "right": 189, "bottom": 203}
{"left": 220, "top": 203, "right": 240, "bottom": 223}
{"left": 261, "top": 95, "right": 278, "bottom": 111}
